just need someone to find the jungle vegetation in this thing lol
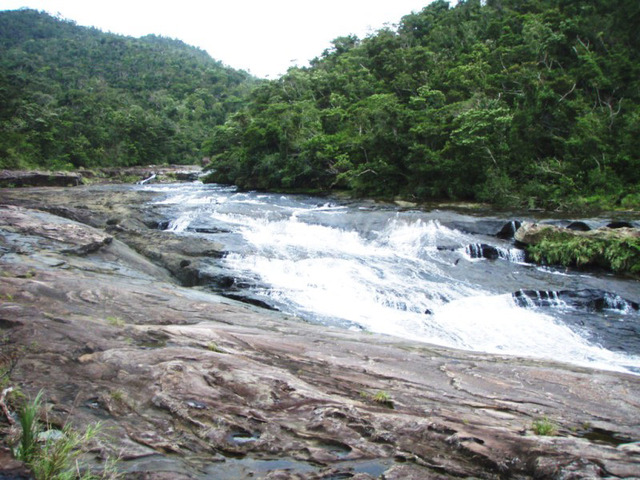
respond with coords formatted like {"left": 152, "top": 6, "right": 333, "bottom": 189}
{"left": 0, "top": 9, "right": 256, "bottom": 170}
{"left": 1, "top": 2, "right": 639, "bottom": 210}
{"left": 202, "top": 0, "right": 640, "bottom": 210}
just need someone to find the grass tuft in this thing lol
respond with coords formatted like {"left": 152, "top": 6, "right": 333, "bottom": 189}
{"left": 14, "top": 390, "right": 121, "bottom": 479}
{"left": 15, "top": 390, "right": 44, "bottom": 463}
{"left": 106, "top": 316, "right": 125, "bottom": 327}
{"left": 206, "top": 342, "right": 225, "bottom": 353}
{"left": 532, "top": 417, "right": 558, "bottom": 436}
{"left": 360, "top": 390, "right": 394, "bottom": 408}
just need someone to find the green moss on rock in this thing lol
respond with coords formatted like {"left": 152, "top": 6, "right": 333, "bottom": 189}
{"left": 516, "top": 223, "right": 640, "bottom": 274}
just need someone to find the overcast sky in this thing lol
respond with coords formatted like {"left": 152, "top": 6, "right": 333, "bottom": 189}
{"left": 1, "top": 0, "right": 434, "bottom": 78}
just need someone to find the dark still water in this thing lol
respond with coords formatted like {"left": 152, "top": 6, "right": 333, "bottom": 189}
{"left": 143, "top": 182, "right": 640, "bottom": 375}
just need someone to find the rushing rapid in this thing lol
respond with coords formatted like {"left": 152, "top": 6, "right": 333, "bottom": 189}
{"left": 148, "top": 183, "right": 640, "bottom": 375}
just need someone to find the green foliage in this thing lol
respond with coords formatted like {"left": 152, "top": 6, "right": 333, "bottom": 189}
{"left": 206, "top": 342, "right": 225, "bottom": 353}
{"left": 372, "top": 390, "right": 393, "bottom": 405}
{"left": 109, "top": 389, "right": 124, "bottom": 402}
{"left": 203, "top": 0, "right": 640, "bottom": 210}
{"left": 14, "top": 390, "right": 119, "bottom": 479}
{"left": 607, "top": 238, "right": 640, "bottom": 273}
{"left": 3, "top": 5, "right": 640, "bottom": 210}
{"left": 528, "top": 232, "right": 640, "bottom": 274}
{"left": 360, "top": 390, "right": 394, "bottom": 408}
{"left": 31, "top": 423, "right": 104, "bottom": 480}
{"left": 0, "top": 9, "right": 257, "bottom": 170}
{"left": 106, "top": 316, "right": 125, "bottom": 327}
{"left": 532, "top": 417, "right": 558, "bottom": 436}
{"left": 15, "top": 390, "right": 44, "bottom": 463}
{"left": 621, "top": 194, "right": 640, "bottom": 210}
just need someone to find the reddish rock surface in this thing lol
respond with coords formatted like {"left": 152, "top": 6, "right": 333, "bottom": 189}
{"left": 1, "top": 188, "right": 639, "bottom": 479}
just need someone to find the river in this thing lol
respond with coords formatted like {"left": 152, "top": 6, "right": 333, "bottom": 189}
{"left": 142, "top": 182, "right": 640, "bottom": 375}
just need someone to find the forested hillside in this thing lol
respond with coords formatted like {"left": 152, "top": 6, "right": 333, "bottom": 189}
{"left": 203, "top": 0, "right": 640, "bottom": 210}
{"left": 0, "top": 9, "right": 256, "bottom": 169}
{"left": 2, "top": 3, "right": 639, "bottom": 210}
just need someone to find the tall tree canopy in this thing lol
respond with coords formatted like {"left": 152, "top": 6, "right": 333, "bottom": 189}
{"left": 0, "top": 9, "right": 257, "bottom": 170}
{"left": 203, "top": 0, "right": 640, "bottom": 210}
{"left": 1, "top": 3, "right": 639, "bottom": 210}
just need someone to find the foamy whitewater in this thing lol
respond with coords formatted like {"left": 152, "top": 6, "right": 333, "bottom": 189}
{"left": 148, "top": 183, "right": 640, "bottom": 375}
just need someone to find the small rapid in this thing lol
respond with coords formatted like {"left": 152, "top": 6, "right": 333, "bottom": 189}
{"left": 147, "top": 183, "right": 640, "bottom": 375}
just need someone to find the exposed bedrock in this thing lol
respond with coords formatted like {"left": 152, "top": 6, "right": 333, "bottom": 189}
{"left": 0, "top": 188, "right": 639, "bottom": 479}
{"left": 0, "top": 169, "right": 82, "bottom": 187}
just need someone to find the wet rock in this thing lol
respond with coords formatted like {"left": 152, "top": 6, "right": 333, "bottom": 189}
{"left": 188, "top": 227, "right": 232, "bottom": 234}
{"left": 151, "top": 220, "right": 171, "bottom": 230}
{"left": 0, "top": 447, "right": 34, "bottom": 479}
{"left": 566, "top": 220, "right": 591, "bottom": 231}
{"left": 607, "top": 221, "right": 635, "bottom": 229}
{"left": 220, "top": 293, "right": 279, "bottom": 311}
{"left": 1, "top": 187, "right": 639, "bottom": 479}
{"left": 89, "top": 165, "right": 202, "bottom": 184}
{"left": 513, "top": 289, "right": 640, "bottom": 312}
{"left": 394, "top": 199, "right": 417, "bottom": 209}
{"left": 444, "top": 219, "right": 505, "bottom": 237}
{"left": 172, "top": 171, "right": 201, "bottom": 182}
{"left": 515, "top": 221, "right": 640, "bottom": 245}
{"left": 465, "top": 243, "right": 500, "bottom": 260}
{"left": 113, "top": 229, "right": 225, "bottom": 287}
{"left": 0, "top": 169, "right": 82, "bottom": 187}
{"left": 39, "top": 205, "right": 95, "bottom": 225}
{"left": 496, "top": 220, "right": 522, "bottom": 239}
{"left": 0, "top": 205, "right": 112, "bottom": 255}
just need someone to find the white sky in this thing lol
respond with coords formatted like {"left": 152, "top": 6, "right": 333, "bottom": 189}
{"left": 0, "top": 0, "right": 434, "bottom": 78}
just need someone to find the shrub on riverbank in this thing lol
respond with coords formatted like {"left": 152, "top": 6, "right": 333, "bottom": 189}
{"left": 524, "top": 228, "right": 640, "bottom": 274}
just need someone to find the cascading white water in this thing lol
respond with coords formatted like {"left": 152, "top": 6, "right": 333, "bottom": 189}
{"left": 149, "top": 183, "right": 640, "bottom": 375}
{"left": 220, "top": 210, "right": 639, "bottom": 372}
{"left": 166, "top": 212, "right": 195, "bottom": 232}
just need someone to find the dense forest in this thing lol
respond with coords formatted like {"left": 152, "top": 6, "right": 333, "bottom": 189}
{"left": 0, "top": 9, "right": 256, "bottom": 169}
{"left": 203, "top": 0, "right": 640, "bottom": 210}
{"left": 1, "top": 2, "right": 640, "bottom": 210}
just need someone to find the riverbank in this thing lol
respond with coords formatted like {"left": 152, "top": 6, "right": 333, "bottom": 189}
{"left": 515, "top": 222, "right": 640, "bottom": 276}
{"left": 1, "top": 185, "right": 639, "bottom": 479}
{"left": 0, "top": 166, "right": 203, "bottom": 188}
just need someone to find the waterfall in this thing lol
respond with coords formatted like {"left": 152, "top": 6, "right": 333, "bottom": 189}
{"left": 137, "top": 173, "right": 156, "bottom": 185}
{"left": 464, "top": 243, "right": 526, "bottom": 263}
{"left": 149, "top": 183, "right": 640, "bottom": 375}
